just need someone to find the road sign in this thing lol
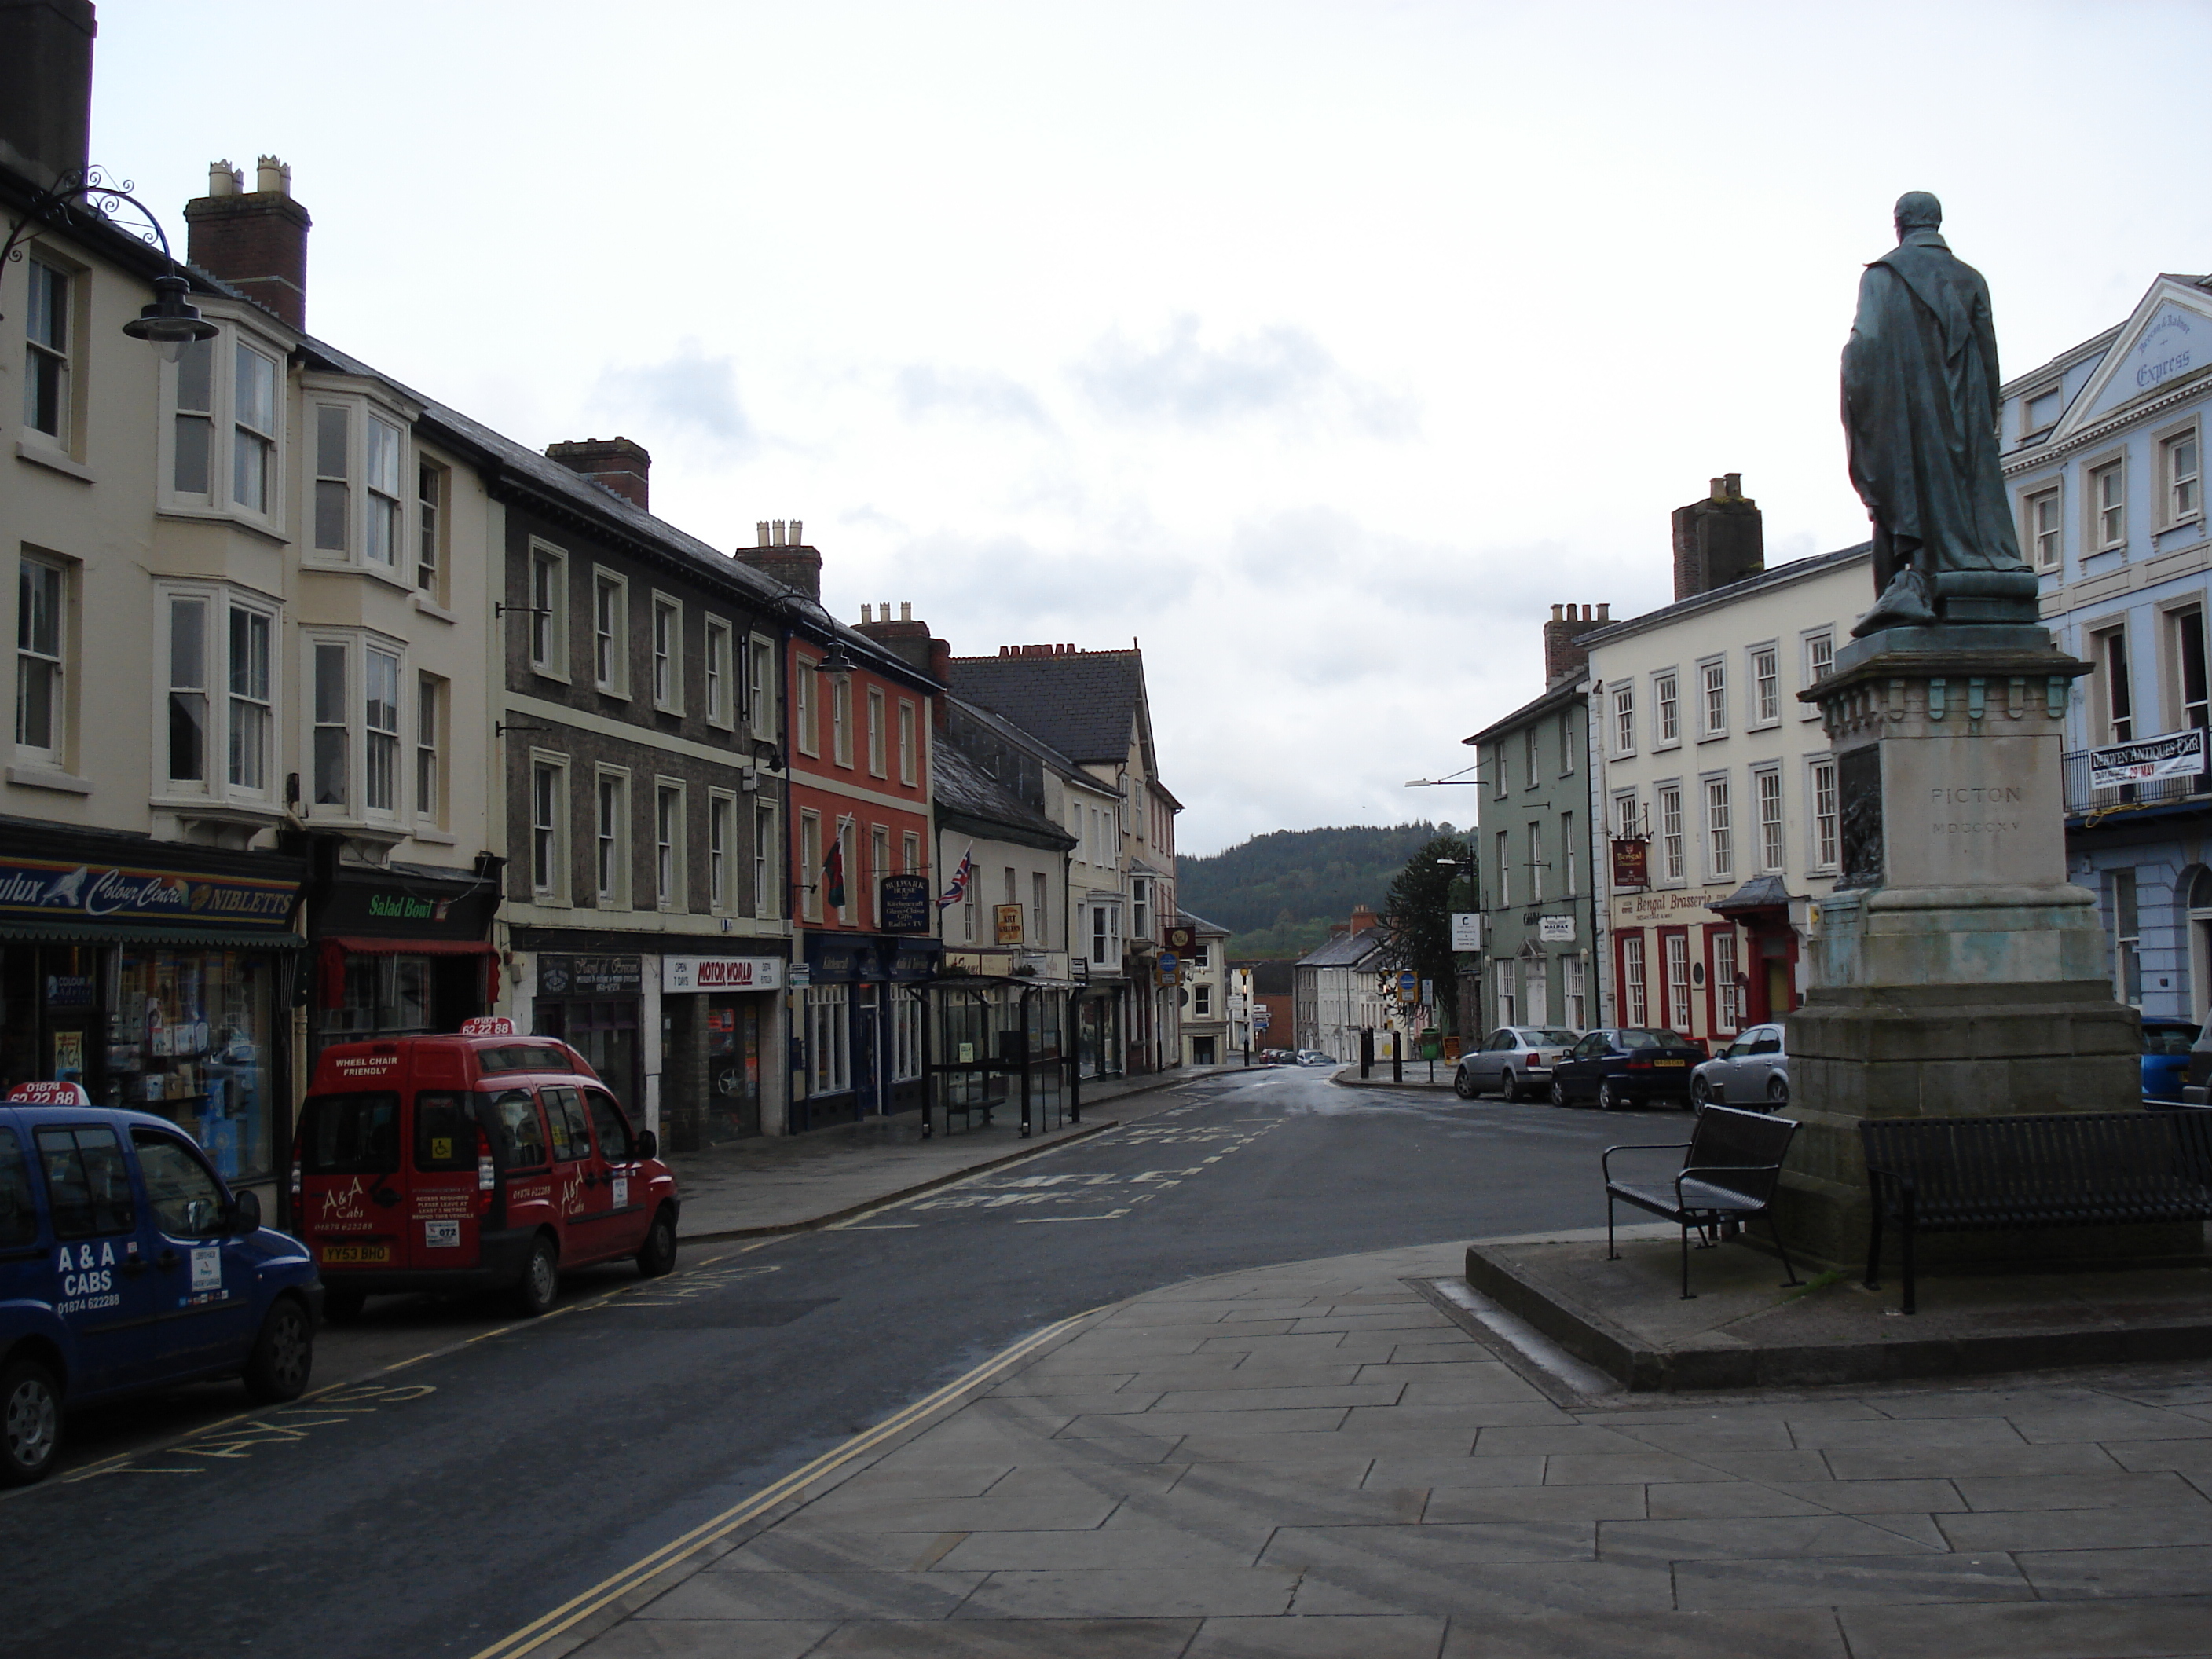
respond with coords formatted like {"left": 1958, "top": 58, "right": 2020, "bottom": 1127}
{"left": 1450, "top": 912, "right": 1482, "bottom": 950}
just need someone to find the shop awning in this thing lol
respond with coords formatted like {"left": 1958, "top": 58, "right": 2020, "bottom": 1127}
{"left": 320, "top": 936, "right": 496, "bottom": 956}
{"left": 0, "top": 920, "right": 306, "bottom": 950}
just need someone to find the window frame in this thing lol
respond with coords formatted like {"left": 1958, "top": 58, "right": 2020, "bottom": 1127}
{"left": 591, "top": 569, "right": 630, "bottom": 698}
{"left": 2091, "top": 621, "right": 2133, "bottom": 745}
{"left": 1654, "top": 669, "right": 1680, "bottom": 748}
{"left": 1657, "top": 782, "right": 1684, "bottom": 884}
{"left": 595, "top": 767, "right": 632, "bottom": 908}
{"left": 2020, "top": 380, "right": 2063, "bottom": 439}
{"left": 747, "top": 635, "right": 777, "bottom": 740}
{"left": 1612, "top": 683, "right": 1635, "bottom": 756}
{"left": 754, "top": 800, "right": 778, "bottom": 920}
{"left": 526, "top": 542, "right": 569, "bottom": 681}
{"left": 529, "top": 751, "right": 569, "bottom": 902}
{"left": 1753, "top": 764, "right": 1785, "bottom": 873}
{"left": 21, "top": 251, "right": 78, "bottom": 452}
{"left": 1697, "top": 655, "right": 1728, "bottom": 740}
{"left": 2088, "top": 455, "right": 2127, "bottom": 554}
{"left": 1800, "top": 629, "right": 1834, "bottom": 720}
{"left": 300, "top": 628, "right": 408, "bottom": 826}
{"left": 707, "top": 788, "right": 736, "bottom": 914}
{"left": 866, "top": 687, "right": 887, "bottom": 778}
{"left": 1748, "top": 642, "right": 1781, "bottom": 728}
{"left": 15, "top": 551, "right": 71, "bottom": 771}
{"left": 794, "top": 654, "right": 819, "bottom": 756}
{"left": 414, "top": 672, "right": 446, "bottom": 828}
{"left": 300, "top": 385, "right": 415, "bottom": 584}
{"left": 160, "top": 321, "right": 288, "bottom": 531}
{"left": 2158, "top": 420, "right": 2201, "bottom": 530}
{"left": 1809, "top": 756, "right": 1840, "bottom": 873}
{"left": 416, "top": 457, "right": 448, "bottom": 601}
{"left": 650, "top": 593, "right": 683, "bottom": 714}
{"left": 799, "top": 809, "right": 823, "bottom": 922}
{"left": 898, "top": 700, "right": 917, "bottom": 786}
{"left": 832, "top": 675, "right": 854, "bottom": 769}
{"left": 703, "top": 617, "right": 734, "bottom": 730}
{"left": 654, "top": 778, "right": 687, "bottom": 912}
{"left": 1701, "top": 771, "right": 1734, "bottom": 881}
{"left": 2023, "top": 482, "right": 2063, "bottom": 571}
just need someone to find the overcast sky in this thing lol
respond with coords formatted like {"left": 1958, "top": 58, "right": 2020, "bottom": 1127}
{"left": 90, "top": 1, "right": 2212, "bottom": 855}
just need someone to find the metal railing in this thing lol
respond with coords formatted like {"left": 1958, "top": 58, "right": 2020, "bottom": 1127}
{"left": 2062, "top": 749, "right": 2211, "bottom": 819}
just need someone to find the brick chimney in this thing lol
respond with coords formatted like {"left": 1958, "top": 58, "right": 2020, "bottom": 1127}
{"left": 1349, "top": 903, "right": 1380, "bottom": 936}
{"left": 546, "top": 437, "right": 650, "bottom": 511}
{"left": 183, "top": 156, "right": 311, "bottom": 329}
{"left": 0, "top": 0, "right": 96, "bottom": 192}
{"left": 1542, "top": 602, "right": 1611, "bottom": 685}
{"left": 1672, "top": 472, "right": 1763, "bottom": 601}
{"left": 855, "top": 602, "right": 952, "bottom": 727}
{"left": 734, "top": 518, "right": 822, "bottom": 602}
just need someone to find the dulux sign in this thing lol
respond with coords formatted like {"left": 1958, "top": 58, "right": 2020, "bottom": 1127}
{"left": 0, "top": 855, "right": 295, "bottom": 930}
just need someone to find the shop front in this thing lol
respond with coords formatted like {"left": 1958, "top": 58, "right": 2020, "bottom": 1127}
{"left": 309, "top": 860, "right": 500, "bottom": 1068}
{"left": 0, "top": 823, "right": 304, "bottom": 1200}
{"left": 1708, "top": 875, "right": 1808, "bottom": 1028}
{"left": 660, "top": 953, "right": 788, "bottom": 1148}
{"left": 1606, "top": 884, "right": 1749, "bottom": 1043}
{"left": 529, "top": 952, "right": 643, "bottom": 1111}
{"left": 793, "top": 932, "right": 941, "bottom": 1133}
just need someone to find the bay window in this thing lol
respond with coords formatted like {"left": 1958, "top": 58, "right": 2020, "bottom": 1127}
{"left": 303, "top": 632, "right": 408, "bottom": 821}
{"left": 159, "top": 585, "right": 277, "bottom": 805}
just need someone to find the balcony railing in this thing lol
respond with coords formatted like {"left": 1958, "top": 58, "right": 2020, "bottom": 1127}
{"left": 2062, "top": 749, "right": 2212, "bottom": 819}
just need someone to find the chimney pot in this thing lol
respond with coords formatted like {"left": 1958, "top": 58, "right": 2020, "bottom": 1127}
{"left": 1550, "top": 604, "right": 1564, "bottom": 622}
{"left": 790, "top": 518, "right": 802, "bottom": 544}
{"left": 255, "top": 156, "right": 291, "bottom": 196}
{"left": 772, "top": 520, "right": 786, "bottom": 546}
{"left": 900, "top": 602, "right": 913, "bottom": 621}
{"left": 756, "top": 521, "right": 770, "bottom": 548}
{"left": 208, "top": 161, "right": 236, "bottom": 197}
{"left": 1598, "top": 602, "right": 1611, "bottom": 621}
{"left": 860, "top": 605, "right": 873, "bottom": 624}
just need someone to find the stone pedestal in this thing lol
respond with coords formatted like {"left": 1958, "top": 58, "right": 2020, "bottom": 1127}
{"left": 1778, "top": 624, "right": 2192, "bottom": 1269}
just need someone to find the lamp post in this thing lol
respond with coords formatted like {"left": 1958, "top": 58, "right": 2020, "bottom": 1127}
{"left": 2, "top": 166, "right": 219, "bottom": 360}
{"left": 1434, "top": 844, "right": 1478, "bottom": 1057}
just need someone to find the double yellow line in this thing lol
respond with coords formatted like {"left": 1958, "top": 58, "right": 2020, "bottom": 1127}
{"left": 468, "top": 1305, "right": 1101, "bottom": 1659}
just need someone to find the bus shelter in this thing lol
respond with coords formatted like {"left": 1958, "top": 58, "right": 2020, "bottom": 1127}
{"left": 905, "top": 972, "right": 1080, "bottom": 1140}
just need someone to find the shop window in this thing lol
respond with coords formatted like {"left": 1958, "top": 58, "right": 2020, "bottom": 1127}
{"left": 705, "top": 1000, "right": 763, "bottom": 1141}
{"left": 807, "top": 984, "right": 850, "bottom": 1096}
{"left": 1665, "top": 932, "right": 1692, "bottom": 1031}
{"left": 115, "top": 950, "right": 276, "bottom": 1181}
{"left": 1712, "top": 929, "right": 1743, "bottom": 1031}
{"left": 892, "top": 995, "right": 922, "bottom": 1082}
{"left": 326, "top": 954, "right": 431, "bottom": 1041}
{"left": 16, "top": 553, "right": 68, "bottom": 769}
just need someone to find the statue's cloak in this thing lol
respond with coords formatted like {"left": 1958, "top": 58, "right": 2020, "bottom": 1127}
{"left": 1841, "top": 228, "right": 2023, "bottom": 590}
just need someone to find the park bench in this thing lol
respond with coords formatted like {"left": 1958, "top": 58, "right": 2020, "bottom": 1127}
{"left": 1861, "top": 1111, "right": 2212, "bottom": 1314}
{"left": 1604, "top": 1105, "right": 1804, "bottom": 1299}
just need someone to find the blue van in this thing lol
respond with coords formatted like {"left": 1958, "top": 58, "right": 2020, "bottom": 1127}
{"left": 1, "top": 1084, "right": 322, "bottom": 1485}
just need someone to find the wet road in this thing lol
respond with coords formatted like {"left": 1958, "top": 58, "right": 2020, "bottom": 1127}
{"left": 0, "top": 1068, "right": 1670, "bottom": 1657}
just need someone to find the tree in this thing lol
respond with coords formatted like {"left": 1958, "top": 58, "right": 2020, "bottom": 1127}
{"left": 1382, "top": 833, "right": 1477, "bottom": 1035}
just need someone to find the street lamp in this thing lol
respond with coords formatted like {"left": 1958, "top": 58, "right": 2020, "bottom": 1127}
{"left": 2, "top": 167, "right": 219, "bottom": 361}
{"left": 778, "top": 594, "right": 857, "bottom": 683}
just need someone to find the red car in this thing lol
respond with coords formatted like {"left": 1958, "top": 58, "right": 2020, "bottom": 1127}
{"left": 293, "top": 1021, "right": 679, "bottom": 1320}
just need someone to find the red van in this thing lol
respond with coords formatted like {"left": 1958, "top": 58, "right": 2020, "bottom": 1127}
{"left": 292, "top": 1022, "right": 679, "bottom": 1320}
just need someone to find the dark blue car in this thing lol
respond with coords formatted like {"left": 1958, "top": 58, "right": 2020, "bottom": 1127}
{"left": 2142, "top": 1019, "right": 2198, "bottom": 1102}
{"left": 2, "top": 1087, "right": 320, "bottom": 1485}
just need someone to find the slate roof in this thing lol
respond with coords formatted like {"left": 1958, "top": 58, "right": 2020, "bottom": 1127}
{"left": 1570, "top": 542, "right": 1873, "bottom": 654}
{"left": 1177, "top": 909, "right": 1230, "bottom": 936}
{"left": 947, "top": 697, "right": 1089, "bottom": 789}
{"left": 1463, "top": 678, "right": 1583, "bottom": 749}
{"left": 932, "top": 740, "right": 1075, "bottom": 846}
{"left": 947, "top": 650, "right": 1152, "bottom": 773}
{"left": 1295, "top": 927, "right": 1390, "bottom": 969}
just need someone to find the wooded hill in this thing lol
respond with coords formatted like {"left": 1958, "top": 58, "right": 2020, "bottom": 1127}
{"left": 1174, "top": 822, "right": 1449, "bottom": 960}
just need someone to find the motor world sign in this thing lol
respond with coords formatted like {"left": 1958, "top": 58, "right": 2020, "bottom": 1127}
{"left": 2089, "top": 729, "right": 2206, "bottom": 789}
{"left": 661, "top": 957, "right": 786, "bottom": 993}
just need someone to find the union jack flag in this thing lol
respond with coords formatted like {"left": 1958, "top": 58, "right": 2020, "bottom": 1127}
{"left": 936, "top": 846, "right": 974, "bottom": 910}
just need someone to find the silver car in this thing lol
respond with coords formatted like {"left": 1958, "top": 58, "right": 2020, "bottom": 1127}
{"left": 1690, "top": 1023, "right": 1789, "bottom": 1109}
{"left": 1452, "top": 1026, "right": 1580, "bottom": 1101}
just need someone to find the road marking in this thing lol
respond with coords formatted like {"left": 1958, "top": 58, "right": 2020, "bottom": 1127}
{"left": 467, "top": 1306, "right": 1102, "bottom": 1659}
{"left": 67, "top": 1382, "right": 441, "bottom": 1481}
{"left": 1013, "top": 1210, "right": 1133, "bottom": 1223}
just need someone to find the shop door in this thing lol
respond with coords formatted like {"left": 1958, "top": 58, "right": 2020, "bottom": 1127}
{"left": 31, "top": 1122, "right": 168, "bottom": 1394}
{"left": 855, "top": 991, "right": 881, "bottom": 1115}
{"left": 707, "top": 999, "right": 762, "bottom": 1141}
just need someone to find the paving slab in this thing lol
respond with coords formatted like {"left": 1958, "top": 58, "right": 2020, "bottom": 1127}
{"left": 1467, "top": 1231, "right": 2212, "bottom": 1391}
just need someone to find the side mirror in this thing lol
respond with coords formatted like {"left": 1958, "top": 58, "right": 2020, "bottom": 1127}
{"left": 635, "top": 1130, "right": 658, "bottom": 1161}
{"left": 231, "top": 1188, "right": 262, "bottom": 1236}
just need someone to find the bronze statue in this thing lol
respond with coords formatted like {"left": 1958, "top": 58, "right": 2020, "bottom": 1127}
{"left": 1843, "top": 192, "right": 2031, "bottom": 635}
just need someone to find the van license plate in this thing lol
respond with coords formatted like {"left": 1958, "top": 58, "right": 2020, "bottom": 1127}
{"left": 321, "top": 1243, "right": 390, "bottom": 1265}
{"left": 1654, "top": 1059, "right": 1686, "bottom": 1067}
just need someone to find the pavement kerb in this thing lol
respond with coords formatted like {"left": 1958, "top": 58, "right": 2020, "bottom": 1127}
{"left": 676, "top": 1070, "right": 1203, "bottom": 1243}
{"left": 1331, "top": 1063, "right": 1457, "bottom": 1091}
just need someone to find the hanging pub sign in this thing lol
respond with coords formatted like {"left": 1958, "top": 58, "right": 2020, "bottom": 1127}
{"left": 1610, "top": 837, "right": 1650, "bottom": 890}
{"left": 1163, "top": 923, "right": 1196, "bottom": 953}
{"left": 993, "top": 903, "right": 1025, "bottom": 945}
{"left": 2089, "top": 728, "right": 2207, "bottom": 789}
{"left": 878, "top": 874, "right": 932, "bottom": 934}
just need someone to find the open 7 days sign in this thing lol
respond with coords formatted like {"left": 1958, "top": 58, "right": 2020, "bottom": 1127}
{"left": 661, "top": 957, "right": 786, "bottom": 993}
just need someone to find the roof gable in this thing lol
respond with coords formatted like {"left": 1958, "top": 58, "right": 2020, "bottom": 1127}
{"left": 947, "top": 650, "right": 1158, "bottom": 776}
{"left": 2053, "top": 276, "right": 2212, "bottom": 440}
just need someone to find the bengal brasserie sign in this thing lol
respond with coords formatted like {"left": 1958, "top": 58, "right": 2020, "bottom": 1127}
{"left": 0, "top": 855, "right": 295, "bottom": 931}
{"left": 1610, "top": 837, "right": 1649, "bottom": 890}
{"left": 2089, "top": 728, "right": 2206, "bottom": 789}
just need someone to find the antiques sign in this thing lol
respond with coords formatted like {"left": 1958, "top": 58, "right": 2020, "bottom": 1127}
{"left": 2090, "top": 728, "right": 2206, "bottom": 789}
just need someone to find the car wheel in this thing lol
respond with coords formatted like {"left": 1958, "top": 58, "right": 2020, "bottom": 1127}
{"left": 1549, "top": 1079, "right": 1569, "bottom": 1108}
{"left": 1767, "top": 1075, "right": 1789, "bottom": 1108}
{"left": 1690, "top": 1076, "right": 1716, "bottom": 1111}
{"left": 1493, "top": 1068, "right": 1517, "bottom": 1101}
{"left": 636, "top": 1206, "right": 679, "bottom": 1279}
{"left": 1598, "top": 1080, "right": 1625, "bottom": 1112}
{"left": 244, "top": 1298, "right": 314, "bottom": 1404}
{"left": 0, "top": 1356, "right": 61, "bottom": 1488}
{"left": 1452, "top": 1068, "right": 1477, "bottom": 1100}
{"left": 514, "top": 1232, "right": 561, "bottom": 1318}
{"left": 321, "top": 1287, "right": 366, "bottom": 1326}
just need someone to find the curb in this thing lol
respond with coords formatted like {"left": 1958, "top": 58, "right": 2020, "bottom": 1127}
{"left": 1329, "top": 1064, "right": 1458, "bottom": 1092}
{"left": 676, "top": 1069, "right": 1201, "bottom": 1243}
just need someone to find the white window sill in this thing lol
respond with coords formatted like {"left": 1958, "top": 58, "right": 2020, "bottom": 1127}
{"left": 595, "top": 685, "right": 632, "bottom": 702}
{"left": 15, "top": 440, "right": 93, "bottom": 483}
{"left": 411, "top": 593, "right": 456, "bottom": 623}
{"left": 1698, "top": 732, "right": 1730, "bottom": 745}
{"left": 529, "top": 665, "right": 571, "bottom": 687}
{"left": 654, "top": 703, "right": 685, "bottom": 719}
{"left": 8, "top": 764, "right": 91, "bottom": 794}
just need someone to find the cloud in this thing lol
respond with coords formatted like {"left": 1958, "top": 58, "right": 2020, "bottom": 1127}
{"left": 1072, "top": 315, "right": 1415, "bottom": 438}
{"left": 895, "top": 365, "right": 1054, "bottom": 431}
{"left": 595, "top": 344, "right": 756, "bottom": 453}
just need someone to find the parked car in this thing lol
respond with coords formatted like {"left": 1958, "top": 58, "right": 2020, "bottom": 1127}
{"left": 2141, "top": 1018, "right": 2198, "bottom": 1102}
{"left": 1295, "top": 1049, "right": 1335, "bottom": 1067}
{"left": 1548, "top": 1027, "right": 1706, "bottom": 1110}
{"left": 294, "top": 1020, "right": 679, "bottom": 1324}
{"left": 1690, "top": 1024, "right": 1790, "bottom": 1109}
{"left": 2, "top": 1082, "right": 321, "bottom": 1486}
{"left": 1452, "top": 1027, "right": 1580, "bottom": 1101}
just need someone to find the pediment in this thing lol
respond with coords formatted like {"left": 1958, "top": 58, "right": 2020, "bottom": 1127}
{"left": 2053, "top": 279, "right": 2212, "bottom": 440}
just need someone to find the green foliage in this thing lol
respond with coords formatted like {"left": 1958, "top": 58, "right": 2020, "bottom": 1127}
{"left": 1177, "top": 823, "right": 1447, "bottom": 954}
{"left": 1382, "top": 833, "right": 1478, "bottom": 1035}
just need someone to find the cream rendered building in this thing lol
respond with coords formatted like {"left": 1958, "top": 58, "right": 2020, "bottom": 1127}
{"left": 1584, "top": 541, "right": 1872, "bottom": 1047}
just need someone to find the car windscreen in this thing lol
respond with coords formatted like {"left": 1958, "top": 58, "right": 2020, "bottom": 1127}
{"left": 2144, "top": 1027, "right": 2197, "bottom": 1056}
{"left": 299, "top": 1091, "right": 401, "bottom": 1174}
{"left": 1522, "top": 1029, "right": 1580, "bottom": 1047}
